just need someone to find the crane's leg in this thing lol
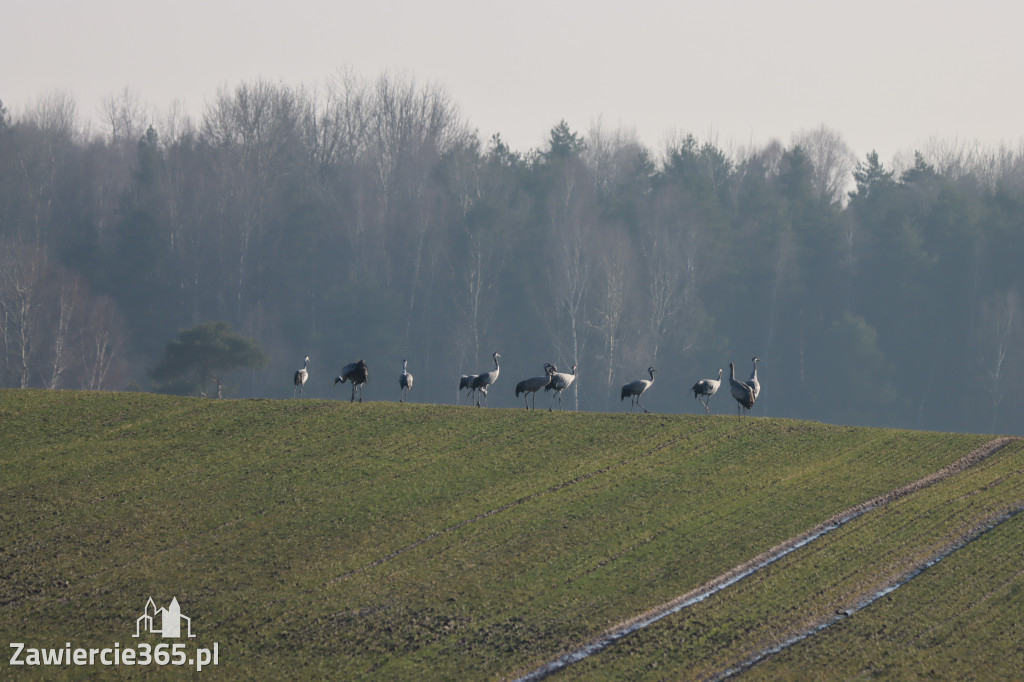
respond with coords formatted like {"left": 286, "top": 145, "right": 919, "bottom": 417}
{"left": 638, "top": 400, "right": 650, "bottom": 414}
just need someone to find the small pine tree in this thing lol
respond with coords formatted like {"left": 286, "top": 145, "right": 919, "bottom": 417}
{"left": 150, "top": 321, "right": 268, "bottom": 398}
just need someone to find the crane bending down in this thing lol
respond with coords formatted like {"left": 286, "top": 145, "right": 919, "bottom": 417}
{"left": 545, "top": 364, "right": 577, "bottom": 411}
{"left": 335, "top": 359, "right": 369, "bottom": 402}
{"left": 471, "top": 352, "right": 501, "bottom": 406}
{"left": 691, "top": 368, "right": 722, "bottom": 412}
{"left": 399, "top": 359, "right": 413, "bottom": 402}
{"left": 729, "top": 362, "right": 755, "bottom": 416}
{"left": 515, "top": 363, "right": 555, "bottom": 410}
{"left": 621, "top": 367, "right": 656, "bottom": 413}
{"left": 459, "top": 374, "right": 478, "bottom": 404}
{"left": 293, "top": 356, "right": 310, "bottom": 398}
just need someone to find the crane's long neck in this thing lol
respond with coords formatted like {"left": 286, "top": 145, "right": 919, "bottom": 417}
{"left": 403, "top": 360, "right": 408, "bottom": 372}
{"left": 648, "top": 368, "right": 655, "bottom": 381}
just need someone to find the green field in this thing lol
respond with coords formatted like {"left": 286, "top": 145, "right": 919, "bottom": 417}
{"left": 2, "top": 390, "right": 1022, "bottom": 679}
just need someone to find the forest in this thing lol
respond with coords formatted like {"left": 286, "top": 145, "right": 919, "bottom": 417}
{"left": 2, "top": 70, "right": 1023, "bottom": 434}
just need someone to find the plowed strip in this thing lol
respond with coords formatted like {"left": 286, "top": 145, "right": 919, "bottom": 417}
{"left": 512, "top": 436, "right": 1016, "bottom": 681}
{"left": 711, "top": 503, "right": 1024, "bottom": 680}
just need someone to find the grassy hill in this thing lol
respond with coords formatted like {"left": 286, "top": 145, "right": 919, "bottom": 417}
{"left": 2, "top": 390, "right": 1022, "bottom": 679}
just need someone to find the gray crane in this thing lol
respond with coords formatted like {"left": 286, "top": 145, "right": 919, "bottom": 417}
{"left": 729, "top": 362, "right": 755, "bottom": 416}
{"left": 747, "top": 356, "right": 762, "bottom": 402}
{"left": 399, "top": 359, "right": 413, "bottom": 402}
{"left": 691, "top": 368, "right": 722, "bottom": 413}
{"left": 335, "top": 359, "right": 369, "bottom": 402}
{"left": 545, "top": 363, "right": 577, "bottom": 411}
{"left": 293, "top": 356, "right": 310, "bottom": 398}
{"left": 621, "top": 366, "right": 656, "bottom": 413}
{"left": 471, "top": 352, "right": 501, "bottom": 407}
{"left": 459, "top": 374, "right": 478, "bottom": 404}
{"left": 515, "top": 363, "right": 555, "bottom": 410}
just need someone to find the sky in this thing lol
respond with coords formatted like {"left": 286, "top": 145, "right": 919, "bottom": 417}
{"left": 4, "top": 0, "right": 1024, "bottom": 163}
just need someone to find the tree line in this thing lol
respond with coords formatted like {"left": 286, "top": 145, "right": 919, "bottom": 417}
{"left": 2, "top": 71, "right": 1023, "bottom": 434}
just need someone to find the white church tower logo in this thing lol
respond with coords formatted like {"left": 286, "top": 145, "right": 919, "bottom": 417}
{"left": 134, "top": 597, "right": 195, "bottom": 638}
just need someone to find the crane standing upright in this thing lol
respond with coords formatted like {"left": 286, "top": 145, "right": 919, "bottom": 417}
{"left": 515, "top": 363, "right": 555, "bottom": 410}
{"left": 691, "top": 368, "right": 722, "bottom": 413}
{"left": 293, "top": 357, "right": 310, "bottom": 398}
{"left": 471, "top": 352, "right": 501, "bottom": 407}
{"left": 621, "top": 367, "right": 656, "bottom": 413}
{"left": 729, "top": 362, "right": 755, "bottom": 416}
{"left": 747, "top": 356, "right": 762, "bottom": 402}
{"left": 399, "top": 359, "right": 413, "bottom": 402}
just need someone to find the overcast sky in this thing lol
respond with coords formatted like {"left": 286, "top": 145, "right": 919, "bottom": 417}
{"left": 4, "top": 0, "right": 1023, "bottom": 162}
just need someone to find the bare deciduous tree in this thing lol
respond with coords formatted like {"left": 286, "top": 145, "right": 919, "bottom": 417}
{"left": 78, "top": 295, "right": 128, "bottom": 391}
{"left": 46, "top": 269, "right": 82, "bottom": 389}
{"left": 0, "top": 242, "right": 47, "bottom": 387}
{"left": 793, "top": 125, "right": 857, "bottom": 205}
{"left": 976, "top": 289, "right": 1022, "bottom": 429}
{"left": 100, "top": 87, "right": 149, "bottom": 144}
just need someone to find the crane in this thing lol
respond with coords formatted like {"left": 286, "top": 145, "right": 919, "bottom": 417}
{"left": 729, "top": 362, "right": 755, "bottom": 416}
{"left": 293, "top": 356, "right": 310, "bottom": 398}
{"left": 621, "top": 366, "right": 656, "bottom": 413}
{"left": 515, "top": 363, "right": 554, "bottom": 410}
{"left": 335, "top": 359, "right": 369, "bottom": 402}
{"left": 747, "top": 356, "right": 762, "bottom": 401}
{"left": 691, "top": 368, "right": 722, "bottom": 413}
{"left": 471, "top": 352, "right": 501, "bottom": 407}
{"left": 545, "top": 363, "right": 577, "bottom": 411}
{"left": 459, "top": 374, "right": 478, "bottom": 404}
{"left": 399, "top": 359, "right": 413, "bottom": 402}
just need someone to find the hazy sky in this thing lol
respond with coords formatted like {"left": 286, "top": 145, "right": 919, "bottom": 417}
{"left": 4, "top": 0, "right": 1023, "bottom": 162}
